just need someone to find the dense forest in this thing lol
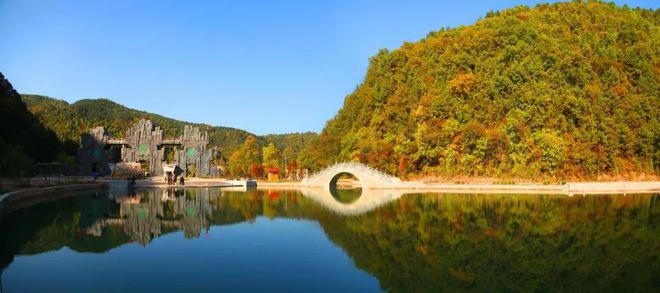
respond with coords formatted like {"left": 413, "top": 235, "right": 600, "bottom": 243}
{"left": 20, "top": 94, "right": 318, "bottom": 172}
{"left": 303, "top": 1, "right": 659, "bottom": 180}
{"left": 4, "top": 1, "right": 658, "bottom": 180}
{"left": 22, "top": 94, "right": 249, "bottom": 154}
{"left": 0, "top": 74, "right": 61, "bottom": 177}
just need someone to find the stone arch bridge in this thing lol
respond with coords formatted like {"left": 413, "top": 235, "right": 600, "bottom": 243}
{"left": 300, "top": 162, "right": 410, "bottom": 191}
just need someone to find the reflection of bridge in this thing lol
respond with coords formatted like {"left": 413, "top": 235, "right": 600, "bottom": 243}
{"left": 298, "top": 163, "right": 415, "bottom": 215}
{"left": 300, "top": 187, "right": 405, "bottom": 216}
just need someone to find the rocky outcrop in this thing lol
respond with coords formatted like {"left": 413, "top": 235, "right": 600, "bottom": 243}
{"left": 78, "top": 119, "right": 215, "bottom": 177}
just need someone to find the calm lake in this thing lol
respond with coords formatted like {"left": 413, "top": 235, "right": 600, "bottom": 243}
{"left": 0, "top": 187, "right": 658, "bottom": 292}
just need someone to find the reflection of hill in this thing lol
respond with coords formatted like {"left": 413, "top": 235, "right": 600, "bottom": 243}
{"left": 0, "top": 188, "right": 325, "bottom": 263}
{"left": 0, "top": 194, "right": 127, "bottom": 271}
{"left": 316, "top": 194, "right": 660, "bottom": 292}
{"left": 1, "top": 189, "right": 658, "bottom": 291}
{"left": 85, "top": 188, "right": 327, "bottom": 246}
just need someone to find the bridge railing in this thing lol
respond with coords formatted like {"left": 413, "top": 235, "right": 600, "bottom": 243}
{"left": 303, "top": 162, "right": 401, "bottom": 184}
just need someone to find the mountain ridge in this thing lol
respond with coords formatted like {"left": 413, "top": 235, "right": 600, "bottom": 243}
{"left": 21, "top": 94, "right": 318, "bottom": 159}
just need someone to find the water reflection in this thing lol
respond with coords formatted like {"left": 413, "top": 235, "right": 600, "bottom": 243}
{"left": 302, "top": 187, "right": 404, "bottom": 216}
{"left": 329, "top": 172, "right": 363, "bottom": 204}
{"left": 88, "top": 188, "right": 215, "bottom": 245}
{"left": 0, "top": 188, "right": 658, "bottom": 292}
{"left": 330, "top": 187, "right": 362, "bottom": 204}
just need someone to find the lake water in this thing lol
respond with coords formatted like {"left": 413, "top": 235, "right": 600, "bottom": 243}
{"left": 0, "top": 187, "right": 658, "bottom": 292}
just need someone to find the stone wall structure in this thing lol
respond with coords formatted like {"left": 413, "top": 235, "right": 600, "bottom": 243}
{"left": 78, "top": 119, "right": 215, "bottom": 177}
{"left": 120, "top": 119, "right": 165, "bottom": 176}
{"left": 174, "top": 125, "right": 213, "bottom": 177}
{"left": 78, "top": 126, "right": 114, "bottom": 175}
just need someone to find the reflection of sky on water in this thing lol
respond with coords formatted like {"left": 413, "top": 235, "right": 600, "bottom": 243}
{"left": 1, "top": 188, "right": 658, "bottom": 292}
{"left": 94, "top": 187, "right": 405, "bottom": 245}
{"left": 5, "top": 217, "right": 380, "bottom": 292}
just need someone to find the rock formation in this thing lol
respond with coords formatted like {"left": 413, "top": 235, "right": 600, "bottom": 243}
{"left": 78, "top": 119, "right": 215, "bottom": 177}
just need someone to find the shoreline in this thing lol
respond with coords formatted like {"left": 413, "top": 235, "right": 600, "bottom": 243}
{"left": 1, "top": 177, "right": 658, "bottom": 198}
{"left": 0, "top": 178, "right": 657, "bottom": 219}
{"left": 132, "top": 177, "right": 659, "bottom": 195}
{"left": 0, "top": 182, "right": 107, "bottom": 219}
{"left": 261, "top": 181, "right": 660, "bottom": 195}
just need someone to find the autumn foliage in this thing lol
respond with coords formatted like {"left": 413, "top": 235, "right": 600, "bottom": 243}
{"left": 302, "top": 1, "right": 659, "bottom": 180}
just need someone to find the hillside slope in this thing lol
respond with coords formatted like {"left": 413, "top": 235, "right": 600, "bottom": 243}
{"left": 0, "top": 75, "right": 61, "bottom": 177}
{"left": 308, "top": 1, "right": 658, "bottom": 179}
{"left": 21, "top": 95, "right": 317, "bottom": 158}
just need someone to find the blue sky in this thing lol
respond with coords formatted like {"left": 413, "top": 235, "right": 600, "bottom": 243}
{"left": 1, "top": 0, "right": 657, "bottom": 135}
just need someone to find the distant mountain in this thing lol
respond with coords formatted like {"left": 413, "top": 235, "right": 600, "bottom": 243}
{"left": 307, "top": 1, "right": 659, "bottom": 179}
{"left": 21, "top": 94, "right": 318, "bottom": 159}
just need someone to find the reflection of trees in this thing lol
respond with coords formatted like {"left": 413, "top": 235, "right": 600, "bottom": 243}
{"left": 3, "top": 189, "right": 658, "bottom": 291}
{"left": 83, "top": 189, "right": 316, "bottom": 246}
{"left": 0, "top": 194, "right": 126, "bottom": 272}
{"left": 316, "top": 194, "right": 660, "bottom": 292}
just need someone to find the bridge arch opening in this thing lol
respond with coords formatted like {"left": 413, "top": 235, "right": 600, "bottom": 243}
{"left": 329, "top": 172, "right": 362, "bottom": 204}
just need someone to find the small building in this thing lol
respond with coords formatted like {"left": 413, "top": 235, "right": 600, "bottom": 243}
{"left": 266, "top": 167, "right": 280, "bottom": 181}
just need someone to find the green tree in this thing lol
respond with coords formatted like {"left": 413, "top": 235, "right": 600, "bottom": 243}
{"left": 0, "top": 73, "right": 61, "bottom": 177}
{"left": 228, "top": 136, "right": 261, "bottom": 177}
{"left": 262, "top": 143, "right": 281, "bottom": 168}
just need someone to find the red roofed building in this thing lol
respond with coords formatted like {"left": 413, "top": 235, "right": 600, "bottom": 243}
{"left": 266, "top": 167, "right": 280, "bottom": 181}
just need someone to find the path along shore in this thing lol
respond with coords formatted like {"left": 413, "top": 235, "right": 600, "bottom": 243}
{"left": 2, "top": 179, "right": 655, "bottom": 220}
{"left": 1, "top": 178, "right": 658, "bottom": 201}
{"left": 134, "top": 177, "right": 659, "bottom": 195}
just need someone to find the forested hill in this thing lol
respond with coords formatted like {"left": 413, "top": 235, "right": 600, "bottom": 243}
{"left": 306, "top": 1, "right": 659, "bottom": 179}
{"left": 0, "top": 75, "right": 61, "bottom": 177}
{"left": 21, "top": 94, "right": 317, "bottom": 157}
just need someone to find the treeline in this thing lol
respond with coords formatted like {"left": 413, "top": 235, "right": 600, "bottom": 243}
{"left": 0, "top": 74, "right": 62, "bottom": 177}
{"left": 21, "top": 95, "right": 256, "bottom": 155}
{"left": 304, "top": 1, "right": 659, "bottom": 180}
{"left": 226, "top": 135, "right": 318, "bottom": 178}
{"left": 20, "top": 94, "right": 318, "bottom": 173}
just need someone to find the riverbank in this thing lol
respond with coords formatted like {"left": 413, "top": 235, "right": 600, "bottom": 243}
{"left": 134, "top": 177, "right": 240, "bottom": 187}
{"left": 0, "top": 181, "right": 107, "bottom": 219}
{"left": 2, "top": 177, "right": 658, "bottom": 199}
{"left": 0, "top": 177, "right": 100, "bottom": 194}
{"left": 133, "top": 177, "right": 660, "bottom": 195}
{"left": 261, "top": 180, "right": 659, "bottom": 195}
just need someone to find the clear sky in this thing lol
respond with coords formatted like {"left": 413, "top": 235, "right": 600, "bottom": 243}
{"left": 1, "top": 0, "right": 657, "bottom": 135}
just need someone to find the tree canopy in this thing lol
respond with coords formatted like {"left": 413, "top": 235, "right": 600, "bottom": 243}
{"left": 228, "top": 135, "right": 262, "bottom": 177}
{"left": 262, "top": 143, "right": 282, "bottom": 168}
{"left": 0, "top": 74, "right": 61, "bottom": 177}
{"left": 20, "top": 95, "right": 318, "bottom": 169}
{"left": 306, "top": 1, "right": 659, "bottom": 180}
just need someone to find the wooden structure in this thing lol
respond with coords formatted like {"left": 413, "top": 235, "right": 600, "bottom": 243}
{"left": 266, "top": 167, "right": 280, "bottom": 181}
